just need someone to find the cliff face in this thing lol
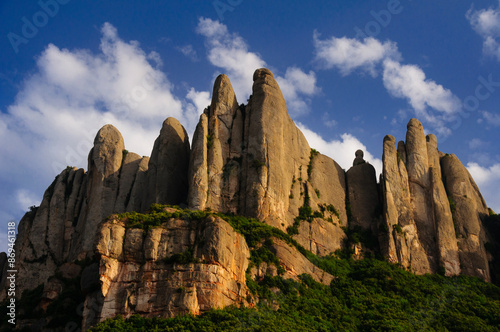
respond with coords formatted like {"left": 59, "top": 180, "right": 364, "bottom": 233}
{"left": 83, "top": 212, "right": 251, "bottom": 330}
{"left": 1, "top": 68, "right": 497, "bottom": 330}
{"left": 380, "top": 120, "right": 490, "bottom": 280}
{"left": 188, "top": 69, "right": 348, "bottom": 256}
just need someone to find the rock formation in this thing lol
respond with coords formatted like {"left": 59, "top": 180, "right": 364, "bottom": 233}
{"left": 144, "top": 117, "right": 190, "bottom": 209}
{"left": 0, "top": 68, "right": 498, "bottom": 331}
{"left": 346, "top": 150, "right": 380, "bottom": 233}
{"left": 84, "top": 213, "right": 251, "bottom": 329}
{"left": 441, "top": 153, "right": 490, "bottom": 280}
{"left": 188, "top": 69, "right": 348, "bottom": 256}
{"left": 380, "top": 119, "right": 489, "bottom": 279}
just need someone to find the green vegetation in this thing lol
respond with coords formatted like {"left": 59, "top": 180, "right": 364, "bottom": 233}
{"left": 448, "top": 195, "right": 461, "bottom": 237}
{"left": 164, "top": 248, "right": 199, "bottom": 265}
{"left": 393, "top": 224, "right": 404, "bottom": 235}
{"left": 319, "top": 204, "right": 340, "bottom": 219}
{"left": 5, "top": 205, "right": 500, "bottom": 331}
{"left": 448, "top": 195, "right": 456, "bottom": 213}
{"left": 251, "top": 159, "right": 266, "bottom": 169}
{"left": 91, "top": 258, "right": 500, "bottom": 332}
{"left": 307, "top": 148, "right": 319, "bottom": 178}
{"left": 116, "top": 204, "right": 209, "bottom": 230}
{"left": 206, "top": 134, "right": 214, "bottom": 149}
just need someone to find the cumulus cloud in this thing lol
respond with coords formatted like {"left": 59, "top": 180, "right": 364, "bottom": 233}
{"left": 467, "top": 162, "right": 500, "bottom": 212}
{"left": 313, "top": 32, "right": 461, "bottom": 137}
{"left": 297, "top": 123, "right": 383, "bottom": 176}
{"left": 382, "top": 59, "right": 462, "bottom": 130}
{"left": 0, "top": 23, "right": 206, "bottom": 241}
{"left": 196, "top": 17, "right": 265, "bottom": 101}
{"left": 196, "top": 17, "right": 319, "bottom": 116}
{"left": 313, "top": 32, "right": 400, "bottom": 76}
{"left": 467, "top": 1, "right": 500, "bottom": 61}
{"left": 276, "top": 67, "right": 320, "bottom": 116}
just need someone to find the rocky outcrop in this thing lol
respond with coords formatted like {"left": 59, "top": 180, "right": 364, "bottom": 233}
{"left": 346, "top": 150, "right": 380, "bottom": 233}
{"left": 73, "top": 124, "right": 125, "bottom": 260}
{"left": 82, "top": 213, "right": 251, "bottom": 329}
{"left": 380, "top": 118, "right": 490, "bottom": 279}
{"left": 144, "top": 117, "right": 190, "bottom": 209}
{"left": 2, "top": 121, "right": 191, "bottom": 301}
{"left": 188, "top": 113, "right": 209, "bottom": 211}
{"left": 126, "top": 156, "right": 149, "bottom": 212}
{"left": 381, "top": 134, "right": 430, "bottom": 273}
{"left": 114, "top": 152, "right": 142, "bottom": 212}
{"left": 1, "top": 70, "right": 498, "bottom": 332}
{"left": 270, "top": 239, "right": 334, "bottom": 284}
{"left": 188, "top": 69, "right": 348, "bottom": 256}
{"left": 441, "top": 153, "right": 490, "bottom": 280}
{"left": 295, "top": 154, "right": 348, "bottom": 256}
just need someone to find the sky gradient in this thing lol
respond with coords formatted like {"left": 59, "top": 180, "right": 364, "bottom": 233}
{"left": 1, "top": 0, "right": 500, "bottom": 253}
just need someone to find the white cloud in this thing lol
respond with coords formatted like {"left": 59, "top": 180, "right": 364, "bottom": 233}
{"left": 196, "top": 17, "right": 265, "bottom": 102}
{"left": 297, "top": 122, "right": 383, "bottom": 176}
{"left": 312, "top": 32, "right": 461, "bottom": 137}
{"left": 467, "top": 1, "right": 500, "bottom": 61}
{"left": 184, "top": 88, "right": 211, "bottom": 125}
{"left": 382, "top": 59, "right": 462, "bottom": 125}
{"left": 469, "top": 138, "right": 487, "bottom": 150}
{"left": 0, "top": 23, "right": 205, "bottom": 236}
{"left": 276, "top": 67, "right": 320, "bottom": 117}
{"left": 196, "top": 17, "right": 319, "bottom": 116}
{"left": 481, "top": 110, "right": 500, "bottom": 126}
{"left": 321, "top": 113, "right": 337, "bottom": 128}
{"left": 176, "top": 44, "right": 199, "bottom": 61}
{"left": 467, "top": 162, "right": 500, "bottom": 212}
{"left": 16, "top": 189, "right": 40, "bottom": 211}
{"left": 313, "top": 32, "right": 400, "bottom": 76}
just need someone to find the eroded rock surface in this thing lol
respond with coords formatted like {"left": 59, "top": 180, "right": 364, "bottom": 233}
{"left": 188, "top": 69, "right": 348, "bottom": 256}
{"left": 380, "top": 119, "right": 490, "bottom": 279}
{"left": 144, "top": 117, "right": 190, "bottom": 208}
{"left": 87, "top": 214, "right": 251, "bottom": 328}
{"left": 1, "top": 71, "right": 498, "bottom": 332}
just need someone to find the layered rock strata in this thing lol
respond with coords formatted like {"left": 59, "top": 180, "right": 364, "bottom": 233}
{"left": 82, "top": 213, "right": 251, "bottom": 329}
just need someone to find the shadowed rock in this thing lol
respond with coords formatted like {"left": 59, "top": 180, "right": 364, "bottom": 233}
{"left": 144, "top": 117, "right": 190, "bottom": 208}
{"left": 441, "top": 153, "right": 490, "bottom": 281}
{"left": 347, "top": 150, "right": 380, "bottom": 233}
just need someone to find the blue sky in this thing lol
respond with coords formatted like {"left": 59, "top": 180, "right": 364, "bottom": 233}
{"left": 1, "top": 0, "right": 500, "bottom": 253}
